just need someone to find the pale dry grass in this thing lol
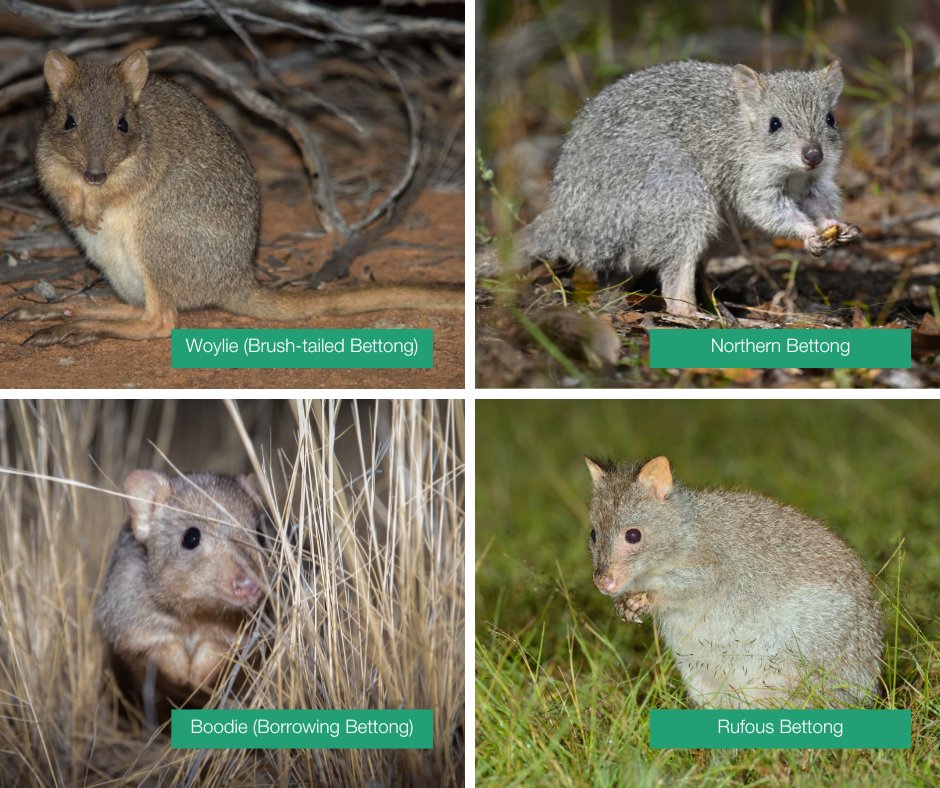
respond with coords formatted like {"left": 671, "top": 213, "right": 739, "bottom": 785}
{"left": 0, "top": 399, "right": 464, "bottom": 787}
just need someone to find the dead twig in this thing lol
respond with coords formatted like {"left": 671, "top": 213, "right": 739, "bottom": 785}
{"left": 877, "top": 207, "right": 940, "bottom": 231}
{"left": 1, "top": 0, "right": 463, "bottom": 41}
{"left": 0, "top": 174, "right": 37, "bottom": 197}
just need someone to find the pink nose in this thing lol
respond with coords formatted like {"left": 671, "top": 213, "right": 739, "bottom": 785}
{"left": 594, "top": 572, "right": 617, "bottom": 594}
{"left": 232, "top": 572, "right": 260, "bottom": 600}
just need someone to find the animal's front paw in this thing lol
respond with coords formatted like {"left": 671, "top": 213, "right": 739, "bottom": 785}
{"left": 818, "top": 221, "right": 863, "bottom": 248}
{"left": 804, "top": 231, "right": 830, "bottom": 257}
{"left": 835, "top": 223, "right": 863, "bottom": 244}
{"left": 2, "top": 303, "right": 72, "bottom": 322}
{"left": 22, "top": 322, "right": 102, "bottom": 347}
{"left": 614, "top": 592, "right": 651, "bottom": 623}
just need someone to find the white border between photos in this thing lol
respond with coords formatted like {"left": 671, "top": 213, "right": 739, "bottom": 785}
{"left": 6, "top": 2, "right": 940, "bottom": 786}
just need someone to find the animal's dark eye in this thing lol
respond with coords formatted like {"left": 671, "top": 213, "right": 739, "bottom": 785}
{"left": 769, "top": 116, "right": 782, "bottom": 133}
{"left": 826, "top": 112, "right": 835, "bottom": 127}
{"left": 590, "top": 528, "right": 596, "bottom": 543}
{"left": 64, "top": 115, "right": 76, "bottom": 130}
{"left": 625, "top": 528, "right": 642, "bottom": 544}
{"left": 117, "top": 117, "right": 129, "bottom": 133}
{"left": 182, "top": 527, "right": 201, "bottom": 549}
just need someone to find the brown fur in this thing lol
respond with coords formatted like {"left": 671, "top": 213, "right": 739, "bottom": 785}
{"left": 95, "top": 470, "right": 267, "bottom": 713}
{"left": 5, "top": 49, "right": 462, "bottom": 346}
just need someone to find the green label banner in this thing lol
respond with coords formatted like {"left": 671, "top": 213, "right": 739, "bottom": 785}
{"left": 650, "top": 709, "right": 911, "bottom": 749}
{"left": 171, "top": 329, "right": 433, "bottom": 368}
{"left": 649, "top": 329, "right": 910, "bottom": 369}
{"left": 171, "top": 709, "right": 433, "bottom": 749}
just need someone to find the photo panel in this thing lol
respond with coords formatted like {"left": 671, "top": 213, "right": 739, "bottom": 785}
{"left": 0, "top": 398, "right": 464, "bottom": 785}
{"left": 476, "top": 1, "right": 939, "bottom": 387}
{"left": 476, "top": 399, "right": 936, "bottom": 779}
{"left": 0, "top": 3, "right": 464, "bottom": 388}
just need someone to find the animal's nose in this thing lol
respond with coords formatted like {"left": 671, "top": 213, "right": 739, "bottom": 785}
{"left": 83, "top": 170, "right": 107, "bottom": 185}
{"left": 593, "top": 570, "right": 617, "bottom": 594}
{"left": 801, "top": 145, "right": 823, "bottom": 168}
{"left": 232, "top": 571, "right": 260, "bottom": 600}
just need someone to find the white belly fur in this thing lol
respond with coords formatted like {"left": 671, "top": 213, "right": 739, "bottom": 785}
{"left": 72, "top": 204, "right": 146, "bottom": 306}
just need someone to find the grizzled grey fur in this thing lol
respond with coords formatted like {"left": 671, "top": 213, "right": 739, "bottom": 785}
{"left": 509, "top": 60, "right": 860, "bottom": 316}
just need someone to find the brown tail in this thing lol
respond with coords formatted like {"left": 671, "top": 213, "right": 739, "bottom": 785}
{"left": 224, "top": 283, "right": 464, "bottom": 321}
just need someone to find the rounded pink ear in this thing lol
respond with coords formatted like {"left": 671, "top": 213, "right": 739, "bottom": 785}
{"left": 119, "top": 49, "right": 149, "bottom": 102}
{"left": 123, "top": 470, "right": 171, "bottom": 541}
{"left": 636, "top": 456, "right": 674, "bottom": 501}
{"left": 44, "top": 49, "right": 77, "bottom": 103}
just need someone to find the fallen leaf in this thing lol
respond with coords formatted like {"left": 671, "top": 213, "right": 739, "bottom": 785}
{"left": 880, "top": 240, "right": 933, "bottom": 264}
{"left": 615, "top": 311, "right": 646, "bottom": 324}
{"left": 912, "top": 313, "right": 940, "bottom": 360}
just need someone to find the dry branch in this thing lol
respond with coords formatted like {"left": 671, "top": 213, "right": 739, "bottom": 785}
{"left": 2, "top": 0, "right": 463, "bottom": 41}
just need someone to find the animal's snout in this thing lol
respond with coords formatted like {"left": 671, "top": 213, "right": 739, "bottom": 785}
{"left": 593, "top": 569, "right": 619, "bottom": 595}
{"left": 83, "top": 169, "right": 107, "bottom": 185}
{"left": 801, "top": 144, "right": 823, "bottom": 169}
{"left": 231, "top": 568, "right": 261, "bottom": 602}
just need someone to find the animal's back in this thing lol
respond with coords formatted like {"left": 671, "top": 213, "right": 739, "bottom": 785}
{"left": 130, "top": 77, "right": 261, "bottom": 309}
{"left": 657, "top": 488, "right": 882, "bottom": 707}
{"left": 531, "top": 62, "right": 740, "bottom": 268}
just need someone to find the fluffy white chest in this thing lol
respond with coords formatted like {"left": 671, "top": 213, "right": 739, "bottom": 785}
{"left": 657, "top": 606, "right": 791, "bottom": 707}
{"left": 72, "top": 206, "right": 146, "bottom": 306}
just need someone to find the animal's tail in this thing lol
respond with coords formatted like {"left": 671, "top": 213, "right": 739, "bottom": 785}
{"left": 226, "top": 282, "right": 463, "bottom": 320}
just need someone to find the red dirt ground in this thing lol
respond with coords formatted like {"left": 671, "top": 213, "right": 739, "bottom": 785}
{"left": 0, "top": 189, "right": 464, "bottom": 390}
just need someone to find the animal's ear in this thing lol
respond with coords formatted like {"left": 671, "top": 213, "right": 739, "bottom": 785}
{"left": 237, "top": 473, "right": 267, "bottom": 508}
{"left": 119, "top": 49, "right": 149, "bottom": 103}
{"left": 124, "top": 470, "right": 172, "bottom": 542}
{"left": 44, "top": 49, "right": 77, "bottom": 103}
{"left": 636, "top": 456, "right": 673, "bottom": 501}
{"left": 732, "top": 64, "right": 764, "bottom": 123}
{"left": 821, "top": 60, "right": 843, "bottom": 105}
{"left": 584, "top": 456, "right": 614, "bottom": 486}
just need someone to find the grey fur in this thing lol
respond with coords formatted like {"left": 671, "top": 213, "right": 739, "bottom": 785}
{"left": 500, "top": 61, "right": 859, "bottom": 316}
{"left": 586, "top": 456, "right": 883, "bottom": 708}
{"left": 95, "top": 471, "right": 267, "bottom": 698}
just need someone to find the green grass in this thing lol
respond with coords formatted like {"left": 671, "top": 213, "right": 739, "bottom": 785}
{"left": 475, "top": 400, "right": 940, "bottom": 785}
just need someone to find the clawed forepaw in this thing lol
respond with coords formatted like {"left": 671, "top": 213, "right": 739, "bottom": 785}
{"left": 807, "top": 223, "right": 863, "bottom": 256}
{"left": 614, "top": 592, "right": 651, "bottom": 624}
{"left": 835, "top": 223, "right": 863, "bottom": 244}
